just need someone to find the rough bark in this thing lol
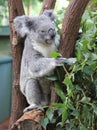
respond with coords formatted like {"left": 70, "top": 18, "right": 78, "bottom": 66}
{"left": 59, "top": 0, "right": 90, "bottom": 58}
{"left": 40, "top": 0, "right": 56, "bottom": 13}
{"left": 8, "top": 0, "right": 28, "bottom": 129}
{"left": 10, "top": 110, "right": 44, "bottom": 130}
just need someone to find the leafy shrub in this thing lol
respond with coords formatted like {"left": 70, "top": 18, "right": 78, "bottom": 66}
{"left": 40, "top": 6, "right": 97, "bottom": 130}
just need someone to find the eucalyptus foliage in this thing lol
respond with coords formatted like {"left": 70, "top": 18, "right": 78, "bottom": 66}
{"left": 0, "top": 0, "right": 8, "bottom": 25}
{"left": 40, "top": 6, "right": 97, "bottom": 130}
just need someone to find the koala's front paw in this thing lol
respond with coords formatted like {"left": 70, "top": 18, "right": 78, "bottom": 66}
{"left": 66, "top": 58, "right": 77, "bottom": 65}
{"left": 56, "top": 57, "right": 77, "bottom": 66}
{"left": 56, "top": 58, "right": 66, "bottom": 66}
{"left": 23, "top": 104, "right": 40, "bottom": 113}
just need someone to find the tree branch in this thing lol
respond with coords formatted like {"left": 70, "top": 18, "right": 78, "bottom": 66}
{"left": 59, "top": 0, "right": 90, "bottom": 58}
{"left": 40, "top": 0, "right": 56, "bottom": 13}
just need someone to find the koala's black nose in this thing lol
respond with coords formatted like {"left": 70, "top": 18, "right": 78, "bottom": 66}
{"left": 48, "top": 28, "right": 56, "bottom": 39}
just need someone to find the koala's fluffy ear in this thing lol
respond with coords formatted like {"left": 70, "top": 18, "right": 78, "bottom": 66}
{"left": 14, "top": 15, "right": 33, "bottom": 37}
{"left": 43, "top": 9, "right": 55, "bottom": 21}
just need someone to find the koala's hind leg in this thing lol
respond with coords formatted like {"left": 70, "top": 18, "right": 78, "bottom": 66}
{"left": 24, "top": 79, "right": 42, "bottom": 112}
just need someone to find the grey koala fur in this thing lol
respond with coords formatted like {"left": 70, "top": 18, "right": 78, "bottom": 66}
{"left": 14, "top": 10, "right": 76, "bottom": 112}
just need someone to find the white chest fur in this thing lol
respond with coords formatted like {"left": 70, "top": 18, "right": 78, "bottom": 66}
{"left": 33, "top": 42, "right": 56, "bottom": 58}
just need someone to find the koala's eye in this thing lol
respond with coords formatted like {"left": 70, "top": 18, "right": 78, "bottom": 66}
{"left": 41, "top": 30, "right": 45, "bottom": 33}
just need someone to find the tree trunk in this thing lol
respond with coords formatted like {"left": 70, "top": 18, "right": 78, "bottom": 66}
{"left": 8, "top": 0, "right": 28, "bottom": 129}
{"left": 59, "top": 0, "right": 90, "bottom": 58}
{"left": 40, "top": 0, "right": 56, "bottom": 13}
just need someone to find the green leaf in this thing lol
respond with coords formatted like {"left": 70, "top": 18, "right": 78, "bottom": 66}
{"left": 54, "top": 82, "right": 66, "bottom": 101}
{"left": 71, "top": 110, "right": 79, "bottom": 117}
{"left": 46, "top": 108, "right": 53, "bottom": 121}
{"left": 80, "top": 96, "right": 91, "bottom": 104}
{"left": 56, "top": 127, "right": 62, "bottom": 130}
{"left": 56, "top": 124, "right": 62, "bottom": 130}
{"left": 63, "top": 76, "right": 73, "bottom": 87}
{"left": 83, "top": 65, "right": 94, "bottom": 76}
{"left": 63, "top": 76, "right": 75, "bottom": 97}
{"left": 86, "top": 19, "right": 94, "bottom": 29}
{"left": 40, "top": 118, "right": 49, "bottom": 130}
{"left": 94, "top": 107, "right": 97, "bottom": 115}
{"left": 46, "top": 75, "right": 58, "bottom": 81}
{"left": 91, "top": 53, "right": 97, "bottom": 61}
{"left": 57, "top": 108, "right": 64, "bottom": 116}
{"left": 63, "top": 76, "right": 74, "bottom": 91}
{"left": 51, "top": 51, "right": 61, "bottom": 58}
{"left": 54, "top": 103, "right": 65, "bottom": 108}
{"left": 76, "top": 49, "right": 82, "bottom": 61}
{"left": 62, "top": 108, "right": 68, "bottom": 124}
{"left": 67, "top": 102, "right": 75, "bottom": 111}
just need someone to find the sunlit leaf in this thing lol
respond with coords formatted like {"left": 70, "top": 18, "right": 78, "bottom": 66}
{"left": 80, "top": 96, "right": 91, "bottom": 104}
{"left": 51, "top": 51, "right": 61, "bottom": 58}
{"left": 62, "top": 108, "right": 68, "bottom": 124}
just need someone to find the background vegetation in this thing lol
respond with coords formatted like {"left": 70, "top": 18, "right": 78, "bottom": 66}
{"left": 0, "top": 0, "right": 9, "bottom": 25}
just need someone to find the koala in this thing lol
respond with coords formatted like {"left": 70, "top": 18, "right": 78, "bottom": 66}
{"left": 14, "top": 10, "right": 76, "bottom": 112}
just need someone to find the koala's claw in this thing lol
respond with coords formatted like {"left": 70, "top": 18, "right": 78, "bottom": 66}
{"left": 23, "top": 104, "right": 40, "bottom": 113}
{"left": 66, "top": 58, "right": 77, "bottom": 65}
